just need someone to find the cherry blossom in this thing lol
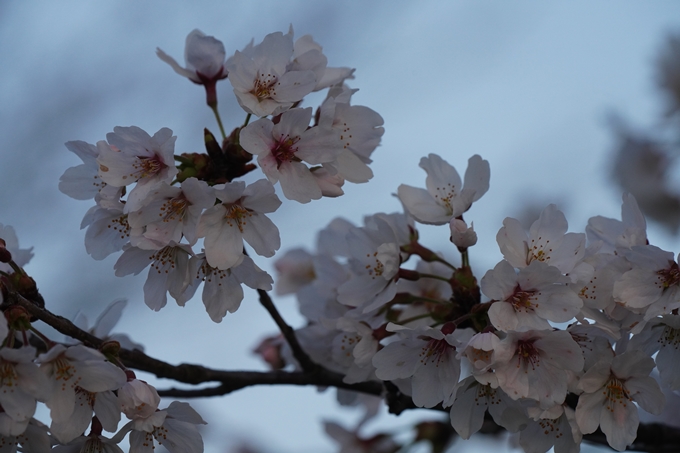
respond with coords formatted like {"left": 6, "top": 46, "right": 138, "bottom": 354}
{"left": 397, "top": 154, "right": 490, "bottom": 225}
{"left": 482, "top": 260, "right": 582, "bottom": 332}
{"left": 497, "top": 204, "right": 585, "bottom": 275}
{"left": 576, "top": 350, "right": 664, "bottom": 451}
{"left": 494, "top": 330, "right": 583, "bottom": 409}
{"left": 59, "top": 140, "right": 106, "bottom": 201}
{"left": 97, "top": 127, "right": 178, "bottom": 212}
{"left": 227, "top": 30, "right": 316, "bottom": 117}
{"left": 239, "top": 107, "right": 342, "bottom": 203}
{"left": 372, "top": 324, "right": 466, "bottom": 408}
{"left": 196, "top": 179, "right": 281, "bottom": 269}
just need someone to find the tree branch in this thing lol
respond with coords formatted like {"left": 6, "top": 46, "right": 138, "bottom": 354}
{"left": 256, "top": 288, "right": 317, "bottom": 373}
{"left": 11, "top": 292, "right": 680, "bottom": 452}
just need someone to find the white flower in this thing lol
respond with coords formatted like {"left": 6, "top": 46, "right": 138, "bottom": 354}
{"left": 80, "top": 201, "right": 130, "bottom": 260}
{"left": 317, "top": 87, "right": 385, "bottom": 184}
{"left": 494, "top": 330, "right": 583, "bottom": 409}
{"left": 118, "top": 401, "right": 206, "bottom": 453}
{"left": 519, "top": 405, "right": 581, "bottom": 453}
{"left": 114, "top": 243, "right": 193, "bottom": 311}
{"left": 0, "top": 347, "right": 48, "bottom": 423}
{"left": 612, "top": 244, "right": 680, "bottom": 319}
{"left": 128, "top": 178, "right": 215, "bottom": 248}
{"left": 372, "top": 324, "right": 463, "bottom": 408}
{"left": 38, "top": 345, "right": 126, "bottom": 443}
{"left": 576, "top": 350, "right": 665, "bottom": 451}
{"left": 497, "top": 204, "right": 585, "bottom": 275}
{"left": 0, "top": 417, "right": 50, "bottom": 453}
{"left": 629, "top": 314, "right": 680, "bottom": 389}
{"left": 449, "top": 376, "right": 527, "bottom": 439}
{"left": 397, "top": 154, "right": 490, "bottom": 225}
{"left": 97, "top": 127, "right": 178, "bottom": 212}
{"left": 59, "top": 140, "right": 106, "bottom": 200}
{"left": 196, "top": 179, "right": 281, "bottom": 269}
{"left": 239, "top": 108, "right": 342, "bottom": 203}
{"left": 586, "top": 192, "right": 647, "bottom": 254}
{"left": 178, "top": 253, "right": 273, "bottom": 322}
{"left": 482, "top": 260, "right": 582, "bottom": 332}
{"left": 227, "top": 31, "right": 316, "bottom": 117}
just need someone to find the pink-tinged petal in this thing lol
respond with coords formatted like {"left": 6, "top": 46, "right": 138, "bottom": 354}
{"left": 76, "top": 361, "right": 126, "bottom": 393}
{"left": 203, "top": 272, "right": 243, "bottom": 322}
{"left": 50, "top": 390, "right": 94, "bottom": 443}
{"left": 239, "top": 119, "right": 276, "bottom": 156}
{"left": 165, "top": 401, "right": 207, "bottom": 424}
{"left": 372, "top": 341, "right": 420, "bottom": 380}
{"left": 242, "top": 179, "right": 281, "bottom": 213}
{"left": 463, "top": 154, "right": 490, "bottom": 203}
{"left": 272, "top": 107, "right": 312, "bottom": 139}
{"left": 611, "top": 350, "right": 655, "bottom": 378}
{"left": 488, "top": 301, "right": 521, "bottom": 332}
{"left": 156, "top": 47, "right": 196, "bottom": 80}
{"left": 497, "top": 217, "right": 530, "bottom": 268}
{"left": 613, "top": 268, "right": 664, "bottom": 308}
{"left": 450, "top": 380, "right": 487, "bottom": 439}
{"left": 277, "top": 160, "right": 322, "bottom": 203}
{"left": 242, "top": 213, "right": 280, "bottom": 258}
{"left": 95, "top": 390, "right": 122, "bottom": 433}
{"left": 575, "top": 390, "right": 605, "bottom": 434}
{"left": 481, "top": 260, "right": 518, "bottom": 300}
{"left": 421, "top": 154, "right": 462, "bottom": 200}
{"left": 599, "top": 400, "right": 638, "bottom": 451}
{"left": 333, "top": 150, "right": 373, "bottom": 183}
{"left": 626, "top": 376, "right": 664, "bottom": 415}
{"left": 162, "top": 418, "right": 205, "bottom": 453}
{"left": 397, "top": 184, "right": 450, "bottom": 225}
{"left": 271, "top": 70, "right": 317, "bottom": 102}
{"left": 198, "top": 206, "right": 245, "bottom": 270}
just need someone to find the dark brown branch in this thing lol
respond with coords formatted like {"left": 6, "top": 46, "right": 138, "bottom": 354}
{"left": 11, "top": 292, "right": 680, "bottom": 452}
{"left": 256, "top": 288, "right": 317, "bottom": 373}
{"left": 9, "top": 292, "right": 382, "bottom": 394}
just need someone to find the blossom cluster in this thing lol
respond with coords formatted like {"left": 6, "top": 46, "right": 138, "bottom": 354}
{"left": 272, "top": 151, "right": 680, "bottom": 452}
{"left": 2, "top": 24, "right": 678, "bottom": 453}
{"left": 59, "top": 28, "right": 384, "bottom": 322}
{"left": 0, "top": 226, "right": 205, "bottom": 451}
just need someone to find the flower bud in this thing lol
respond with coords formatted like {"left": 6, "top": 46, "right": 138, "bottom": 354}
{"left": 118, "top": 379, "right": 160, "bottom": 420}
{"left": 449, "top": 219, "right": 477, "bottom": 249}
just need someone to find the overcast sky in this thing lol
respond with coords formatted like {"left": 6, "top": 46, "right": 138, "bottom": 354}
{"left": 2, "top": 2, "right": 680, "bottom": 452}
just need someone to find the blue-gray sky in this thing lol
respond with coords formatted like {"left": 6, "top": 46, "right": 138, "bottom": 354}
{"left": 1, "top": 2, "right": 679, "bottom": 451}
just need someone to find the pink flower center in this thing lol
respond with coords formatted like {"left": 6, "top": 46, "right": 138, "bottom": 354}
{"left": 419, "top": 337, "right": 452, "bottom": 367}
{"left": 604, "top": 378, "right": 630, "bottom": 412}
{"left": 253, "top": 72, "right": 279, "bottom": 101}
{"left": 271, "top": 135, "right": 301, "bottom": 168}
{"left": 657, "top": 262, "right": 680, "bottom": 288}
{"left": 133, "top": 154, "right": 166, "bottom": 179}
{"left": 516, "top": 339, "right": 541, "bottom": 371}
{"left": 509, "top": 286, "right": 538, "bottom": 312}
{"left": 160, "top": 195, "right": 189, "bottom": 223}
{"left": 224, "top": 204, "right": 252, "bottom": 232}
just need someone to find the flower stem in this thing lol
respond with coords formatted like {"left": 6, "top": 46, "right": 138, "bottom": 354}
{"left": 211, "top": 105, "right": 227, "bottom": 140}
{"left": 243, "top": 113, "right": 252, "bottom": 128}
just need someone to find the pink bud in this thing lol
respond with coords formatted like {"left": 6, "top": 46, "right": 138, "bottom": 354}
{"left": 449, "top": 219, "right": 477, "bottom": 249}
